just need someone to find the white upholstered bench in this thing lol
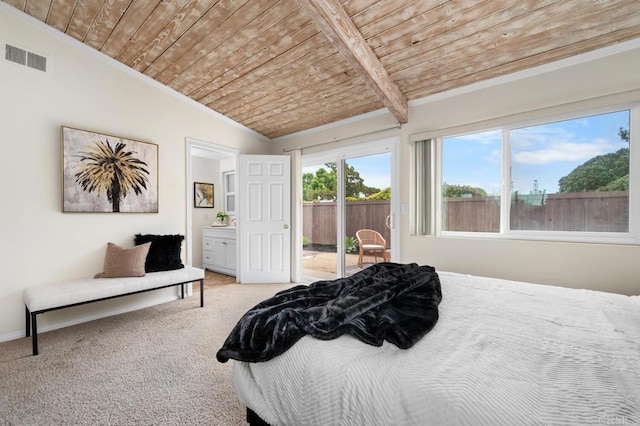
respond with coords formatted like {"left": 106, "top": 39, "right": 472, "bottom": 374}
{"left": 23, "top": 266, "right": 205, "bottom": 355}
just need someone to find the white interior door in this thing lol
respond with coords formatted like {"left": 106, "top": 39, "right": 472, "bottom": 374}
{"left": 238, "top": 155, "right": 291, "bottom": 283}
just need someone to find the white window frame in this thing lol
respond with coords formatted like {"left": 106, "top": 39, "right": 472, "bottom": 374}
{"left": 435, "top": 102, "right": 640, "bottom": 245}
{"left": 223, "top": 170, "right": 236, "bottom": 215}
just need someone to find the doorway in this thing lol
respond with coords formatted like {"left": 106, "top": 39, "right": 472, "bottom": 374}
{"left": 301, "top": 137, "right": 399, "bottom": 282}
{"left": 185, "top": 138, "right": 239, "bottom": 292}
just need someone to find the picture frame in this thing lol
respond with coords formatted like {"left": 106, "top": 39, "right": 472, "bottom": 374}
{"left": 61, "top": 126, "right": 158, "bottom": 213}
{"left": 194, "top": 182, "right": 214, "bottom": 208}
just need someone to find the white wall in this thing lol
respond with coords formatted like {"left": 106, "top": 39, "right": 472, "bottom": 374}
{"left": 0, "top": 7, "right": 268, "bottom": 342}
{"left": 273, "top": 39, "right": 640, "bottom": 296}
{"left": 191, "top": 157, "right": 220, "bottom": 268}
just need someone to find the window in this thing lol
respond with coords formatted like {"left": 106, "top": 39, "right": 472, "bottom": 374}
{"left": 433, "top": 105, "right": 636, "bottom": 244}
{"left": 441, "top": 130, "right": 502, "bottom": 233}
{"left": 509, "top": 110, "right": 629, "bottom": 233}
{"left": 223, "top": 171, "right": 235, "bottom": 215}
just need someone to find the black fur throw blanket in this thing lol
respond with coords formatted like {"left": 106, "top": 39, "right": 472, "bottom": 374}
{"left": 216, "top": 262, "right": 442, "bottom": 363}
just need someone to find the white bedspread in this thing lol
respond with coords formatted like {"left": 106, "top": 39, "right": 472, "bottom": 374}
{"left": 233, "top": 272, "right": 640, "bottom": 426}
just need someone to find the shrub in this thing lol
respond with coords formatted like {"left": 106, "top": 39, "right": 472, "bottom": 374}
{"left": 345, "top": 236, "right": 358, "bottom": 253}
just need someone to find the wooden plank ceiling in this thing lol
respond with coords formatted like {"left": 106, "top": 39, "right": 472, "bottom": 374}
{"left": 4, "top": 0, "right": 640, "bottom": 139}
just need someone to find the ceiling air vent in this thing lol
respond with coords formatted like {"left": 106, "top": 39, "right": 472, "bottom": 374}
{"left": 4, "top": 43, "right": 47, "bottom": 72}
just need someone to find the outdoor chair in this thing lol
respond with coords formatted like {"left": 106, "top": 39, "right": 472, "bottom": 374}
{"left": 355, "top": 229, "right": 388, "bottom": 268}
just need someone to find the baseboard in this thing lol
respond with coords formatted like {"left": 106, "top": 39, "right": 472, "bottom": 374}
{"left": 0, "top": 330, "right": 25, "bottom": 343}
{"left": 0, "top": 294, "right": 181, "bottom": 344}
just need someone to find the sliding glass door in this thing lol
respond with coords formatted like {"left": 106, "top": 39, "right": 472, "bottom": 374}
{"left": 344, "top": 153, "right": 391, "bottom": 276}
{"left": 302, "top": 161, "right": 339, "bottom": 281}
{"left": 301, "top": 139, "right": 397, "bottom": 282}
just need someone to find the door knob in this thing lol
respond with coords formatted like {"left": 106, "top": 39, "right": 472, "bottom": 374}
{"left": 284, "top": 224, "right": 289, "bottom": 229}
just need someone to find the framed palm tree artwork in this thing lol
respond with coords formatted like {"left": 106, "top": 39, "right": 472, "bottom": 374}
{"left": 61, "top": 126, "right": 158, "bottom": 213}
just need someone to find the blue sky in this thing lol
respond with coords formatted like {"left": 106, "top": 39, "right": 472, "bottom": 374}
{"left": 443, "top": 109, "right": 630, "bottom": 195}
{"left": 347, "top": 153, "right": 391, "bottom": 190}
{"left": 303, "top": 152, "right": 391, "bottom": 192}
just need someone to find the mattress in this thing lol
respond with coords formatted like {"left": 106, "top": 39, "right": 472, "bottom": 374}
{"left": 233, "top": 271, "right": 640, "bottom": 426}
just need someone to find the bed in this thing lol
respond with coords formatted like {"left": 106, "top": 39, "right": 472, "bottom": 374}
{"left": 219, "top": 264, "right": 640, "bottom": 425}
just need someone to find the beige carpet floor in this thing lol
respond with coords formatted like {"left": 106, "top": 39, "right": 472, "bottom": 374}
{"left": 0, "top": 279, "right": 295, "bottom": 425}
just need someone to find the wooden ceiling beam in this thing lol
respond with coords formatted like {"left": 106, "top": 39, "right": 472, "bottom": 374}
{"left": 297, "top": 0, "right": 408, "bottom": 124}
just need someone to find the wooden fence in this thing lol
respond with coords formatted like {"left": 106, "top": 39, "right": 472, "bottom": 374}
{"left": 303, "top": 200, "right": 390, "bottom": 246}
{"left": 444, "top": 191, "right": 629, "bottom": 232}
{"left": 304, "top": 191, "right": 629, "bottom": 246}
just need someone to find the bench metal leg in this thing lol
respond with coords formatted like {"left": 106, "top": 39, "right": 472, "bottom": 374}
{"left": 200, "top": 279, "right": 204, "bottom": 307}
{"left": 26, "top": 306, "right": 31, "bottom": 337}
{"left": 31, "top": 312, "right": 38, "bottom": 356}
{"left": 181, "top": 283, "right": 185, "bottom": 299}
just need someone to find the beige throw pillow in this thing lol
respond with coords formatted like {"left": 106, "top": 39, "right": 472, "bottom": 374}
{"left": 94, "top": 242, "right": 151, "bottom": 278}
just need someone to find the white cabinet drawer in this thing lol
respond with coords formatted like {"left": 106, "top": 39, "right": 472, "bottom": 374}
{"left": 203, "top": 251, "right": 215, "bottom": 265}
{"left": 203, "top": 227, "right": 235, "bottom": 239}
{"left": 203, "top": 237, "right": 216, "bottom": 252}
